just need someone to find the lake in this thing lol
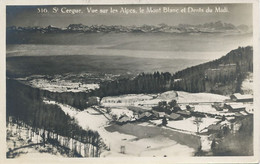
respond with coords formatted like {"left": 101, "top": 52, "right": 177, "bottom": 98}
{"left": 6, "top": 32, "right": 252, "bottom": 77}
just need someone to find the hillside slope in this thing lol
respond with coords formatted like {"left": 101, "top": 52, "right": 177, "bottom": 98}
{"left": 172, "top": 46, "right": 253, "bottom": 94}
{"left": 96, "top": 46, "right": 253, "bottom": 96}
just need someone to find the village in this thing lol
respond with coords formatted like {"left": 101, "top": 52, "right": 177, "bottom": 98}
{"left": 97, "top": 90, "right": 253, "bottom": 154}
{"left": 6, "top": 71, "right": 254, "bottom": 157}
{"left": 10, "top": 70, "right": 253, "bottom": 156}
{"left": 99, "top": 90, "right": 253, "bottom": 132}
{"left": 7, "top": 63, "right": 254, "bottom": 157}
{"left": 38, "top": 87, "right": 253, "bottom": 156}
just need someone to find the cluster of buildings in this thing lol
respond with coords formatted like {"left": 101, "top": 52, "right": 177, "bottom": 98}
{"left": 206, "top": 93, "right": 253, "bottom": 134}
{"left": 212, "top": 93, "right": 253, "bottom": 113}
{"left": 115, "top": 102, "right": 194, "bottom": 125}
{"left": 114, "top": 92, "right": 253, "bottom": 137}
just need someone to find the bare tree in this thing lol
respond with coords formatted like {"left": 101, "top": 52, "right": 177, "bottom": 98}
{"left": 193, "top": 117, "right": 203, "bottom": 134}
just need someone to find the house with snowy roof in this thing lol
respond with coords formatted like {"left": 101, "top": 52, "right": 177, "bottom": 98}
{"left": 230, "top": 93, "right": 253, "bottom": 102}
{"left": 169, "top": 113, "right": 183, "bottom": 120}
{"left": 224, "top": 103, "right": 246, "bottom": 112}
{"left": 152, "top": 111, "right": 166, "bottom": 118}
{"left": 138, "top": 112, "right": 154, "bottom": 120}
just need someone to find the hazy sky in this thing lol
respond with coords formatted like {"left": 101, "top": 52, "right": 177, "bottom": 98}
{"left": 7, "top": 4, "right": 252, "bottom": 27}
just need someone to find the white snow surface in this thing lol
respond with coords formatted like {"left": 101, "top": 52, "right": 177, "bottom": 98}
{"left": 101, "top": 90, "right": 228, "bottom": 108}
{"left": 44, "top": 100, "right": 108, "bottom": 130}
{"left": 151, "top": 116, "right": 220, "bottom": 133}
{"left": 193, "top": 104, "right": 236, "bottom": 116}
{"left": 43, "top": 100, "right": 196, "bottom": 157}
{"left": 176, "top": 91, "right": 228, "bottom": 103}
{"left": 41, "top": 89, "right": 235, "bottom": 157}
{"left": 101, "top": 94, "right": 156, "bottom": 107}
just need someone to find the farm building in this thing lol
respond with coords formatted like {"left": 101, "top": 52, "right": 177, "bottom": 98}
{"left": 224, "top": 103, "right": 246, "bottom": 112}
{"left": 179, "top": 104, "right": 187, "bottom": 111}
{"left": 186, "top": 105, "right": 195, "bottom": 111}
{"left": 176, "top": 110, "right": 191, "bottom": 117}
{"left": 167, "top": 113, "right": 183, "bottom": 120}
{"left": 152, "top": 111, "right": 166, "bottom": 118}
{"left": 230, "top": 93, "right": 253, "bottom": 102}
{"left": 138, "top": 112, "right": 154, "bottom": 120}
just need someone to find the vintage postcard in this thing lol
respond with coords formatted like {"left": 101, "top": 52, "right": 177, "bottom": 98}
{"left": 0, "top": 0, "right": 259, "bottom": 163}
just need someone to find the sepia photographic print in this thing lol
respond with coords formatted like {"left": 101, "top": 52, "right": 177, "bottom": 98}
{"left": 1, "top": 0, "right": 259, "bottom": 163}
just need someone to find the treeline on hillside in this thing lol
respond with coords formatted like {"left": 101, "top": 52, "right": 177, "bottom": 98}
{"left": 172, "top": 46, "right": 252, "bottom": 93}
{"left": 6, "top": 79, "right": 104, "bottom": 157}
{"left": 41, "top": 89, "right": 92, "bottom": 110}
{"left": 173, "top": 46, "right": 253, "bottom": 79}
{"left": 7, "top": 80, "right": 95, "bottom": 110}
{"left": 92, "top": 72, "right": 173, "bottom": 97}
{"left": 7, "top": 73, "right": 173, "bottom": 110}
{"left": 94, "top": 46, "right": 253, "bottom": 96}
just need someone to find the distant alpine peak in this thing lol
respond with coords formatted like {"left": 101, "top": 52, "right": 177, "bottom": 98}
{"left": 7, "top": 21, "right": 251, "bottom": 34}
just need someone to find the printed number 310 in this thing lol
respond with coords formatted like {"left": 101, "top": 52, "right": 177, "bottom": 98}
{"left": 37, "top": 8, "right": 48, "bottom": 13}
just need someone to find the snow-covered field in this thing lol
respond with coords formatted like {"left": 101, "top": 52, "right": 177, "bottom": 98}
{"left": 101, "top": 94, "right": 156, "bottom": 107}
{"left": 192, "top": 102, "right": 253, "bottom": 116}
{"left": 151, "top": 116, "right": 220, "bottom": 133}
{"left": 102, "top": 136, "right": 194, "bottom": 157}
{"left": 44, "top": 100, "right": 196, "bottom": 157}
{"left": 41, "top": 89, "right": 251, "bottom": 157}
{"left": 176, "top": 91, "right": 228, "bottom": 103}
{"left": 29, "top": 78, "right": 99, "bottom": 92}
{"left": 101, "top": 90, "right": 228, "bottom": 108}
{"left": 44, "top": 100, "right": 108, "bottom": 130}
